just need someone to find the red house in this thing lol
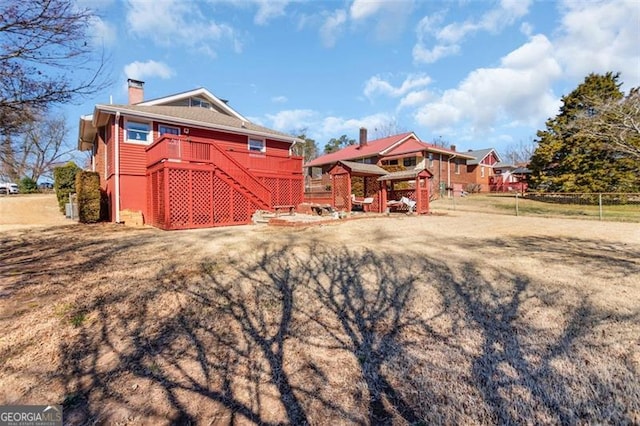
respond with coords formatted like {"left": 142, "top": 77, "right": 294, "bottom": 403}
{"left": 305, "top": 130, "right": 474, "bottom": 202}
{"left": 78, "top": 80, "right": 303, "bottom": 230}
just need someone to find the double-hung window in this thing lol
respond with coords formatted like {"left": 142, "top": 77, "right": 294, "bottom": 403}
{"left": 125, "top": 120, "right": 151, "bottom": 144}
{"left": 248, "top": 137, "right": 266, "bottom": 153}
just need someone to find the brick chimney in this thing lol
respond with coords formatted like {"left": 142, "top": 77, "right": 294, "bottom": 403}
{"left": 127, "top": 79, "right": 145, "bottom": 104}
{"left": 450, "top": 144, "right": 456, "bottom": 152}
{"left": 359, "top": 127, "right": 368, "bottom": 148}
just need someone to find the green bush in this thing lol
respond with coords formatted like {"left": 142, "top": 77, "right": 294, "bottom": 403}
{"left": 53, "top": 162, "right": 81, "bottom": 213}
{"left": 18, "top": 177, "right": 38, "bottom": 193}
{"left": 75, "top": 171, "right": 101, "bottom": 223}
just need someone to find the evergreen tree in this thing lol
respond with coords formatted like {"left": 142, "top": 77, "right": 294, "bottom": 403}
{"left": 324, "top": 135, "right": 355, "bottom": 154}
{"left": 530, "top": 72, "right": 639, "bottom": 192}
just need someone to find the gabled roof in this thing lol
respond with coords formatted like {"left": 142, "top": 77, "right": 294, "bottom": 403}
{"left": 306, "top": 132, "right": 416, "bottom": 167}
{"left": 331, "top": 160, "right": 388, "bottom": 176}
{"left": 466, "top": 148, "right": 502, "bottom": 166}
{"left": 138, "top": 87, "right": 247, "bottom": 121}
{"left": 78, "top": 104, "right": 300, "bottom": 150}
{"left": 306, "top": 132, "right": 472, "bottom": 167}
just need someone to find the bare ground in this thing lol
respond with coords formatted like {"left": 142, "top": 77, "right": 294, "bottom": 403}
{"left": 1, "top": 195, "right": 639, "bottom": 424}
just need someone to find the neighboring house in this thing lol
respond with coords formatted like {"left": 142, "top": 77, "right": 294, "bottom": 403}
{"left": 78, "top": 79, "right": 303, "bottom": 230}
{"left": 491, "top": 162, "right": 530, "bottom": 193}
{"left": 305, "top": 129, "right": 474, "bottom": 198}
{"left": 455, "top": 148, "right": 502, "bottom": 192}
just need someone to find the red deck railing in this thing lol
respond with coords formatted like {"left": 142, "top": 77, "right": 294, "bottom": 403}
{"left": 146, "top": 135, "right": 304, "bottom": 207}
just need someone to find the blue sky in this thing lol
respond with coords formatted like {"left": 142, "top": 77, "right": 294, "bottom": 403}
{"left": 69, "top": 0, "right": 640, "bottom": 156}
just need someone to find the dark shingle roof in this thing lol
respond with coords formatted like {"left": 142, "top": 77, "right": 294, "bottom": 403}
{"left": 466, "top": 148, "right": 498, "bottom": 165}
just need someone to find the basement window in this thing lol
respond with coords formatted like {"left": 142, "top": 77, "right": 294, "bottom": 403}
{"left": 248, "top": 137, "right": 265, "bottom": 153}
{"left": 125, "top": 120, "right": 151, "bottom": 144}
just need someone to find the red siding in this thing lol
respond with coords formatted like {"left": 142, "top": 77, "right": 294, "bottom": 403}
{"left": 93, "top": 112, "right": 301, "bottom": 228}
{"left": 119, "top": 142, "right": 147, "bottom": 176}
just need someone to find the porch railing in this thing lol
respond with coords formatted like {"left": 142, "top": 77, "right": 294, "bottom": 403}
{"left": 146, "top": 135, "right": 304, "bottom": 207}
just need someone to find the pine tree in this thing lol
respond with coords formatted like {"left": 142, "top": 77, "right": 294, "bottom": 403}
{"left": 530, "top": 72, "right": 639, "bottom": 192}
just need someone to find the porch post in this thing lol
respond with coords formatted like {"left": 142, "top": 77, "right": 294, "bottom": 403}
{"left": 415, "top": 176, "right": 421, "bottom": 214}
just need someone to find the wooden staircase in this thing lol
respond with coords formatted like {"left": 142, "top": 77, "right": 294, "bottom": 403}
{"left": 210, "top": 144, "right": 272, "bottom": 210}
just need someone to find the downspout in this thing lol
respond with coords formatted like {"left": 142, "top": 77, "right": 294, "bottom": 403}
{"left": 289, "top": 139, "right": 298, "bottom": 157}
{"left": 448, "top": 153, "right": 458, "bottom": 198}
{"left": 114, "top": 111, "right": 121, "bottom": 223}
{"left": 447, "top": 154, "right": 451, "bottom": 198}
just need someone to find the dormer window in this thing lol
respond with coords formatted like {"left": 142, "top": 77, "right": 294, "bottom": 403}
{"left": 190, "top": 97, "right": 211, "bottom": 109}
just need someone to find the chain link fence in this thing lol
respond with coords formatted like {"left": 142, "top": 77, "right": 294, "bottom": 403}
{"left": 431, "top": 192, "right": 640, "bottom": 222}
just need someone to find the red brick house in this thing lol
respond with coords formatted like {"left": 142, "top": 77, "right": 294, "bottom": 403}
{"left": 78, "top": 79, "right": 303, "bottom": 230}
{"left": 454, "top": 148, "right": 501, "bottom": 192}
{"left": 305, "top": 129, "right": 474, "bottom": 200}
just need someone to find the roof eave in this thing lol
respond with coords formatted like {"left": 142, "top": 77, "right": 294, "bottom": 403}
{"left": 94, "top": 105, "right": 298, "bottom": 144}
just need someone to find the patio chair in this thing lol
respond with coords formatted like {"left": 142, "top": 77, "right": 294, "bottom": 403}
{"left": 400, "top": 196, "right": 416, "bottom": 213}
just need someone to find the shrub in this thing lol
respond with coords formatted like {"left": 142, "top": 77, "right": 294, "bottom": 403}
{"left": 75, "top": 171, "right": 102, "bottom": 223}
{"left": 53, "top": 162, "right": 81, "bottom": 213}
{"left": 18, "top": 177, "right": 38, "bottom": 193}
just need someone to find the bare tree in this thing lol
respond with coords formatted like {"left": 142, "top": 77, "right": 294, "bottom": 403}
{"left": 573, "top": 88, "right": 640, "bottom": 160}
{"left": 0, "top": 0, "right": 110, "bottom": 134}
{"left": 503, "top": 138, "right": 537, "bottom": 165}
{"left": 373, "top": 118, "right": 407, "bottom": 138}
{"left": 0, "top": 113, "right": 72, "bottom": 182}
{"left": 431, "top": 136, "right": 450, "bottom": 148}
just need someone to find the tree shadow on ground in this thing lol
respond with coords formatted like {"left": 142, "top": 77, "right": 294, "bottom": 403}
{"left": 430, "top": 260, "right": 640, "bottom": 424}
{"left": 3, "top": 228, "right": 631, "bottom": 424}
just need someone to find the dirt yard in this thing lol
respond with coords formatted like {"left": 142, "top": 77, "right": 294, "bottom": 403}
{"left": 1, "top": 195, "right": 639, "bottom": 424}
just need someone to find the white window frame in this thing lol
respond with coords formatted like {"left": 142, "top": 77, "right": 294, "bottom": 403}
{"left": 125, "top": 119, "right": 152, "bottom": 144}
{"left": 159, "top": 124, "right": 180, "bottom": 137}
{"left": 248, "top": 137, "right": 266, "bottom": 153}
{"left": 428, "top": 153, "right": 434, "bottom": 167}
{"left": 455, "top": 159, "right": 461, "bottom": 174}
{"left": 481, "top": 166, "right": 485, "bottom": 178}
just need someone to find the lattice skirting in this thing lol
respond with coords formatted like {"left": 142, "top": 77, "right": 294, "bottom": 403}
{"left": 147, "top": 165, "right": 303, "bottom": 230}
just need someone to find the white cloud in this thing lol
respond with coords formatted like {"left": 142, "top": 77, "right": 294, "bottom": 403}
{"left": 554, "top": 0, "right": 640, "bottom": 89}
{"left": 414, "top": 35, "right": 562, "bottom": 133}
{"left": 124, "top": 60, "right": 175, "bottom": 80}
{"left": 412, "top": 43, "right": 460, "bottom": 64}
{"left": 265, "top": 109, "right": 318, "bottom": 132}
{"left": 125, "top": 0, "right": 242, "bottom": 57}
{"left": 520, "top": 22, "right": 533, "bottom": 37}
{"left": 263, "top": 109, "right": 394, "bottom": 145}
{"left": 413, "top": 0, "right": 532, "bottom": 64}
{"left": 350, "top": 0, "right": 383, "bottom": 21}
{"left": 364, "top": 74, "right": 432, "bottom": 99}
{"left": 88, "top": 16, "right": 117, "bottom": 46}
{"left": 253, "top": 0, "right": 289, "bottom": 25}
{"left": 271, "top": 95, "right": 288, "bottom": 104}
{"left": 320, "top": 9, "right": 347, "bottom": 48}
{"left": 398, "top": 90, "right": 432, "bottom": 110}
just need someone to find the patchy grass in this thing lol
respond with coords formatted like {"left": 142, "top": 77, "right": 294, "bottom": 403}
{"left": 432, "top": 193, "right": 640, "bottom": 222}
{"left": 0, "top": 214, "right": 639, "bottom": 425}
